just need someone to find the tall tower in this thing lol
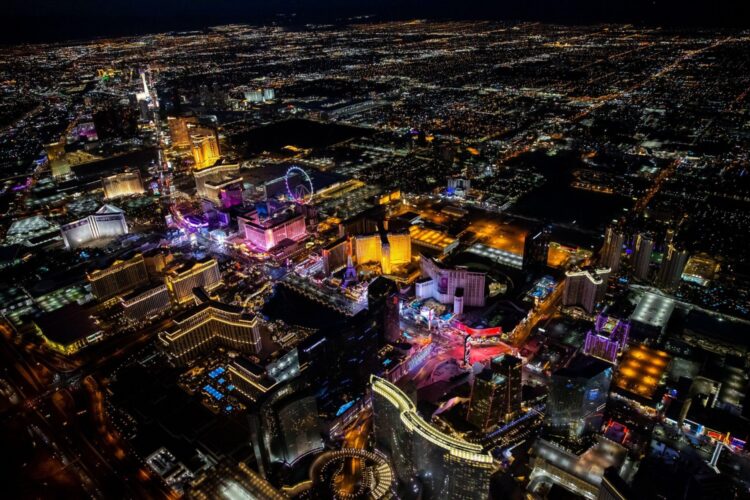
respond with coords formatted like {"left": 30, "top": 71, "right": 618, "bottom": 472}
{"left": 563, "top": 268, "right": 610, "bottom": 314}
{"left": 599, "top": 226, "right": 624, "bottom": 273}
{"left": 467, "top": 354, "right": 522, "bottom": 431}
{"left": 657, "top": 244, "right": 688, "bottom": 290}
{"left": 492, "top": 354, "right": 522, "bottom": 419}
{"left": 547, "top": 354, "right": 613, "bottom": 439}
{"left": 523, "top": 225, "right": 551, "bottom": 272}
{"left": 632, "top": 233, "right": 654, "bottom": 281}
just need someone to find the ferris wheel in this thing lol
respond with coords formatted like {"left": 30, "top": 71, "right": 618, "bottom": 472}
{"left": 285, "top": 166, "right": 314, "bottom": 204}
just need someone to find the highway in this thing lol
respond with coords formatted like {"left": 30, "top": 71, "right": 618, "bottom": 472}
{"left": 0, "top": 317, "right": 174, "bottom": 499}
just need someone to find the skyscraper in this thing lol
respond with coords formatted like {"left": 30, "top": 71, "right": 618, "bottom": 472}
{"left": 494, "top": 354, "right": 523, "bottom": 418}
{"left": 257, "top": 380, "right": 323, "bottom": 467}
{"left": 191, "top": 132, "right": 221, "bottom": 169}
{"left": 468, "top": 354, "right": 523, "bottom": 431}
{"left": 120, "top": 284, "right": 171, "bottom": 322}
{"left": 632, "top": 233, "right": 654, "bottom": 281}
{"left": 546, "top": 354, "right": 613, "bottom": 439}
{"left": 321, "top": 236, "right": 350, "bottom": 276}
{"left": 599, "top": 226, "right": 624, "bottom": 273}
{"left": 467, "top": 368, "right": 510, "bottom": 432}
{"left": 157, "top": 290, "right": 261, "bottom": 365}
{"left": 417, "top": 257, "right": 486, "bottom": 307}
{"left": 164, "top": 258, "right": 222, "bottom": 304}
{"left": 523, "top": 225, "right": 551, "bottom": 272}
{"left": 353, "top": 231, "right": 411, "bottom": 273}
{"left": 87, "top": 253, "right": 149, "bottom": 300}
{"left": 562, "top": 268, "right": 610, "bottom": 314}
{"left": 371, "top": 376, "right": 494, "bottom": 499}
{"left": 657, "top": 243, "right": 689, "bottom": 290}
{"left": 368, "top": 276, "right": 401, "bottom": 343}
{"left": 583, "top": 314, "right": 630, "bottom": 364}
{"left": 167, "top": 115, "right": 198, "bottom": 148}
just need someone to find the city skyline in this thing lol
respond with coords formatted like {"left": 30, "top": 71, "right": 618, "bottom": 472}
{"left": 1, "top": 15, "right": 749, "bottom": 500}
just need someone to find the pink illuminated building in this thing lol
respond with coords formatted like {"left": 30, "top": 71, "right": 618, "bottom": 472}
{"left": 239, "top": 209, "right": 307, "bottom": 251}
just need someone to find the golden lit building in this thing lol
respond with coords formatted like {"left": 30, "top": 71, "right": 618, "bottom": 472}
{"left": 45, "top": 141, "right": 66, "bottom": 161}
{"left": 167, "top": 116, "right": 198, "bottom": 148}
{"left": 87, "top": 253, "right": 149, "bottom": 300}
{"left": 102, "top": 171, "right": 144, "bottom": 199}
{"left": 164, "top": 258, "right": 222, "bottom": 304}
{"left": 354, "top": 232, "right": 411, "bottom": 274}
{"left": 191, "top": 133, "right": 220, "bottom": 169}
{"left": 613, "top": 344, "right": 671, "bottom": 400}
{"left": 193, "top": 162, "right": 240, "bottom": 198}
{"left": 158, "top": 290, "right": 261, "bottom": 365}
{"left": 371, "top": 376, "right": 494, "bottom": 499}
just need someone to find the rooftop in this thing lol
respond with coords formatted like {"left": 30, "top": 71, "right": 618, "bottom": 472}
{"left": 630, "top": 291, "right": 675, "bottom": 329}
{"left": 614, "top": 344, "right": 671, "bottom": 399}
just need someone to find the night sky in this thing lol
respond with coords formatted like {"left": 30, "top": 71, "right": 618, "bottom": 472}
{"left": 5, "top": 0, "right": 750, "bottom": 44}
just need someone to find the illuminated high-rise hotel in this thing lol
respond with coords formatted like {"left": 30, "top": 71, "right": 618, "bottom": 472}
{"left": 599, "top": 226, "right": 624, "bottom": 273}
{"left": 563, "top": 268, "right": 610, "bottom": 314}
{"left": 191, "top": 132, "right": 221, "bottom": 169}
{"left": 120, "top": 284, "right": 171, "bottom": 322}
{"left": 257, "top": 379, "right": 323, "bottom": 468}
{"left": 632, "top": 233, "right": 654, "bottom": 281}
{"left": 583, "top": 313, "right": 630, "bottom": 364}
{"left": 416, "top": 257, "right": 486, "bottom": 308}
{"left": 371, "top": 376, "right": 495, "bottom": 499}
{"left": 354, "top": 231, "right": 411, "bottom": 274}
{"left": 61, "top": 204, "right": 128, "bottom": 250}
{"left": 102, "top": 171, "right": 144, "bottom": 199}
{"left": 87, "top": 253, "right": 148, "bottom": 300}
{"left": 467, "top": 354, "right": 522, "bottom": 431}
{"left": 167, "top": 115, "right": 199, "bottom": 148}
{"left": 239, "top": 210, "right": 307, "bottom": 252}
{"left": 158, "top": 290, "right": 261, "bottom": 365}
{"left": 523, "top": 225, "right": 551, "bottom": 272}
{"left": 321, "top": 237, "right": 350, "bottom": 276}
{"left": 547, "top": 354, "right": 613, "bottom": 439}
{"left": 164, "top": 258, "right": 222, "bottom": 304}
{"left": 193, "top": 162, "right": 241, "bottom": 199}
{"left": 657, "top": 243, "right": 689, "bottom": 291}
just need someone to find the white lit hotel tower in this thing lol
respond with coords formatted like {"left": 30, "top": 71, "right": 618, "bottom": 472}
{"left": 416, "top": 256, "right": 486, "bottom": 307}
{"left": 60, "top": 204, "right": 128, "bottom": 250}
{"left": 563, "top": 268, "right": 610, "bottom": 314}
{"left": 371, "top": 376, "right": 494, "bottom": 499}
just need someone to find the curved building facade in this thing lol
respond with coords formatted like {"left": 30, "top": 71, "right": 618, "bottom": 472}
{"left": 61, "top": 204, "right": 128, "bottom": 250}
{"left": 158, "top": 293, "right": 261, "bottom": 365}
{"left": 371, "top": 376, "right": 494, "bottom": 500}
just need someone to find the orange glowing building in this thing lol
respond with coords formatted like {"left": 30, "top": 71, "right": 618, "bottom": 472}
{"left": 613, "top": 344, "right": 671, "bottom": 400}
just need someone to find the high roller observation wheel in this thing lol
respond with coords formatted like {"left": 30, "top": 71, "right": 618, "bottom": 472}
{"left": 285, "top": 166, "right": 314, "bottom": 204}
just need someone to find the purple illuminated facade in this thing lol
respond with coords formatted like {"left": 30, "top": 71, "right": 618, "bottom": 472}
{"left": 583, "top": 313, "right": 630, "bottom": 364}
